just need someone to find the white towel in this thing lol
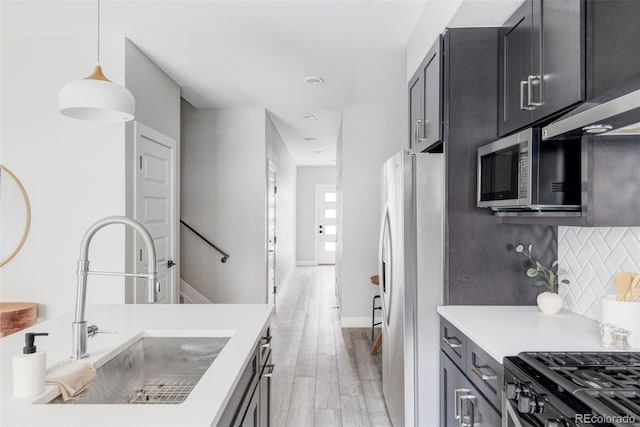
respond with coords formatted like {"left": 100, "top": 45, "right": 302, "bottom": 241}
{"left": 46, "top": 359, "right": 96, "bottom": 401}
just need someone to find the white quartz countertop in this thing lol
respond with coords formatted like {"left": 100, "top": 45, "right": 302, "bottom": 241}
{"left": 1, "top": 304, "right": 273, "bottom": 426}
{"left": 437, "top": 306, "right": 606, "bottom": 363}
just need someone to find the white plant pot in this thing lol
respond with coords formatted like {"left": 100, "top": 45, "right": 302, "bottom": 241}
{"left": 537, "top": 291, "right": 563, "bottom": 315}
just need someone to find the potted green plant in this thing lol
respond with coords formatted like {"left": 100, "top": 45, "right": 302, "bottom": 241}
{"left": 515, "top": 243, "right": 570, "bottom": 314}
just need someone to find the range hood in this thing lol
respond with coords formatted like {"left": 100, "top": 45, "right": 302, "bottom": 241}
{"left": 542, "top": 73, "right": 640, "bottom": 140}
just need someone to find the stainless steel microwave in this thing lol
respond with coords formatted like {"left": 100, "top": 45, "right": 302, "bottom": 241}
{"left": 476, "top": 128, "right": 581, "bottom": 211}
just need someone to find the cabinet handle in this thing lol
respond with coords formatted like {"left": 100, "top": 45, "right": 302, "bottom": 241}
{"left": 443, "top": 336, "right": 462, "bottom": 349}
{"left": 459, "top": 395, "right": 476, "bottom": 427}
{"left": 527, "top": 75, "right": 542, "bottom": 107}
{"left": 472, "top": 364, "right": 498, "bottom": 382}
{"left": 520, "top": 80, "right": 534, "bottom": 111}
{"left": 415, "top": 120, "right": 427, "bottom": 143}
{"left": 263, "top": 364, "right": 274, "bottom": 378}
{"left": 454, "top": 388, "right": 470, "bottom": 422}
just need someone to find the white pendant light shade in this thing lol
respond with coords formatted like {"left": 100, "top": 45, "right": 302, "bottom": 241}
{"left": 59, "top": 65, "right": 135, "bottom": 122}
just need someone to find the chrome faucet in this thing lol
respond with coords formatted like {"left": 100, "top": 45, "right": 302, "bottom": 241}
{"left": 72, "top": 216, "right": 158, "bottom": 359}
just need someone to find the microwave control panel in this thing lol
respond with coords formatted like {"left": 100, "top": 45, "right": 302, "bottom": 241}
{"left": 518, "top": 143, "right": 529, "bottom": 199}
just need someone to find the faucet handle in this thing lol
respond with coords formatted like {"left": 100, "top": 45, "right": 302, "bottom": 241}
{"left": 87, "top": 324, "right": 118, "bottom": 338}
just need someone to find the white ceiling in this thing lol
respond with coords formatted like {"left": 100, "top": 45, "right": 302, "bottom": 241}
{"left": 2, "top": 0, "right": 525, "bottom": 166}
{"left": 2, "top": 0, "right": 430, "bottom": 166}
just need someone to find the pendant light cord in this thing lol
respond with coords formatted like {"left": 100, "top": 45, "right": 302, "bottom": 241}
{"left": 96, "top": 0, "right": 101, "bottom": 65}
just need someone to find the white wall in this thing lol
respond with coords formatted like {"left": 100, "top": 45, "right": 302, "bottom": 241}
{"left": 1, "top": 35, "right": 181, "bottom": 320}
{"left": 266, "top": 113, "right": 297, "bottom": 291}
{"left": 180, "top": 102, "right": 267, "bottom": 303}
{"left": 336, "top": 121, "right": 344, "bottom": 306}
{"left": 296, "top": 166, "right": 336, "bottom": 264}
{"left": 406, "top": 0, "right": 463, "bottom": 81}
{"left": 405, "top": 0, "right": 525, "bottom": 81}
{"left": 1, "top": 36, "right": 127, "bottom": 320}
{"left": 337, "top": 50, "right": 407, "bottom": 327}
{"left": 124, "top": 40, "right": 181, "bottom": 142}
{"left": 123, "top": 39, "right": 181, "bottom": 301}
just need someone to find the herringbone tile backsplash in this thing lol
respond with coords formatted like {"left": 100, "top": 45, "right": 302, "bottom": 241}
{"left": 558, "top": 227, "right": 640, "bottom": 321}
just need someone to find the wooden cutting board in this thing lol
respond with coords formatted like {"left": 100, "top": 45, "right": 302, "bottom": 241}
{"left": 0, "top": 302, "right": 37, "bottom": 338}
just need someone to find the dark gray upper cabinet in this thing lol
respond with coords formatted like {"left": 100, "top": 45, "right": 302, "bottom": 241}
{"left": 537, "top": 0, "right": 584, "bottom": 121}
{"left": 499, "top": 1, "right": 534, "bottom": 135}
{"left": 409, "top": 35, "right": 443, "bottom": 153}
{"left": 499, "top": 0, "right": 640, "bottom": 138}
{"left": 408, "top": 72, "right": 423, "bottom": 150}
{"left": 499, "top": 0, "right": 583, "bottom": 137}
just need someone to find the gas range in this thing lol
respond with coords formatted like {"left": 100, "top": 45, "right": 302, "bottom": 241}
{"left": 503, "top": 352, "right": 640, "bottom": 427}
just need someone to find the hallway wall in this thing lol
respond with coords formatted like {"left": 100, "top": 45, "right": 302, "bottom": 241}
{"left": 266, "top": 113, "right": 297, "bottom": 293}
{"left": 337, "top": 50, "right": 407, "bottom": 327}
{"left": 180, "top": 102, "right": 267, "bottom": 303}
{"left": 296, "top": 166, "right": 337, "bottom": 265}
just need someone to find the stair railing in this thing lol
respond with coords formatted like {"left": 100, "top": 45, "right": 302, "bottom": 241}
{"left": 180, "top": 219, "right": 230, "bottom": 263}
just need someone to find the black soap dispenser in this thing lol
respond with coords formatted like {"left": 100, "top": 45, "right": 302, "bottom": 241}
{"left": 13, "top": 332, "right": 48, "bottom": 397}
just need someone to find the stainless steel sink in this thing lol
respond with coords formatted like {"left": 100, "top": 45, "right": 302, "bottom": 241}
{"left": 49, "top": 337, "right": 229, "bottom": 404}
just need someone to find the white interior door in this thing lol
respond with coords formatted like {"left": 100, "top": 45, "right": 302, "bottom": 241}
{"left": 316, "top": 184, "right": 337, "bottom": 265}
{"left": 134, "top": 123, "right": 178, "bottom": 304}
{"left": 267, "top": 160, "right": 276, "bottom": 305}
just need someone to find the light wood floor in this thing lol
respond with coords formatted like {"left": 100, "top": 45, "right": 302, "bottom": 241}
{"left": 270, "top": 266, "right": 391, "bottom": 427}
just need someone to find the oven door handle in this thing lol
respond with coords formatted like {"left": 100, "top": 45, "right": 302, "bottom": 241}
{"left": 503, "top": 398, "right": 525, "bottom": 427}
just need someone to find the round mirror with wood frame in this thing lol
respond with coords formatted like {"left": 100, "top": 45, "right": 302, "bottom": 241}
{"left": 0, "top": 165, "right": 31, "bottom": 267}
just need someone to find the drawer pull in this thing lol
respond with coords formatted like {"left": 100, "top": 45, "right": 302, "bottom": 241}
{"left": 263, "top": 364, "right": 274, "bottom": 378}
{"left": 443, "top": 336, "right": 462, "bottom": 349}
{"left": 472, "top": 364, "right": 498, "bottom": 382}
{"left": 261, "top": 335, "right": 272, "bottom": 348}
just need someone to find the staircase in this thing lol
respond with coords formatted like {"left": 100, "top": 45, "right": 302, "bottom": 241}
{"left": 178, "top": 219, "right": 229, "bottom": 304}
{"left": 180, "top": 279, "right": 212, "bottom": 304}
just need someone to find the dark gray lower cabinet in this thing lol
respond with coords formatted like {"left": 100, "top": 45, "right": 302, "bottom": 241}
{"left": 241, "top": 379, "right": 260, "bottom": 427}
{"left": 440, "top": 352, "right": 501, "bottom": 427}
{"left": 219, "top": 327, "right": 272, "bottom": 426}
{"left": 259, "top": 352, "right": 272, "bottom": 427}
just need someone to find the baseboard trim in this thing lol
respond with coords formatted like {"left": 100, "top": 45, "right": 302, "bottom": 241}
{"left": 340, "top": 316, "right": 372, "bottom": 328}
{"left": 296, "top": 260, "right": 316, "bottom": 266}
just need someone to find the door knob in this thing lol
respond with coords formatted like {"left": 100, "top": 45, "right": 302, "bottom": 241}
{"left": 167, "top": 260, "right": 176, "bottom": 268}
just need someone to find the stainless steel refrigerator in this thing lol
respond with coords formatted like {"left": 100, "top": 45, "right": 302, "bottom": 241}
{"left": 379, "top": 150, "right": 444, "bottom": 426}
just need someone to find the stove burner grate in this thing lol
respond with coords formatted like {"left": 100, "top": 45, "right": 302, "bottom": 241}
{"left": 518, "top": 352, "right": 640, "bottom": 421}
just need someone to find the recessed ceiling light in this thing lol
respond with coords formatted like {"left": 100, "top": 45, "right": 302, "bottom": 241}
{"left": 314, "top": 150, "right": 324, "bottom": 154}
{"left": 300, "top": 113, "right": 316, "bottom": 120}
{"left": 304, "top": 137, "right": 316, "bottom": 143}
{"left": 303, "top": 76, "right": 325, "bottom": 85}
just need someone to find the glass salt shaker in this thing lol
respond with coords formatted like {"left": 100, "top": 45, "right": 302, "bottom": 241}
{"left": 613, "top": 328, "right": 631, "bottom": 350}
{"left": 600, "top": 323, "right": 615, "bottom": 348}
